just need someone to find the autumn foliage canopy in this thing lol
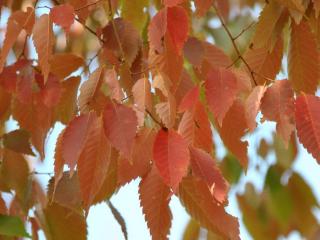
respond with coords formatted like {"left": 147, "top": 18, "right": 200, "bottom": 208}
{"left": 1, "top": 0, "right": 320, "bottom": 239}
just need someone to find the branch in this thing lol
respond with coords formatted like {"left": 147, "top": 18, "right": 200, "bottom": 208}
{"left": 233, "top": 21, "right": 256, "bottom": 40}
{"left": 212, "top": 4, "right": 257, "bottom": 86}
{"left": 107, "top": 0, "right": 126, "bottom": 64}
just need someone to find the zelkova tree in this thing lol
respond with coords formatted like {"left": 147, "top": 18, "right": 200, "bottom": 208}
{"left": 1, "top": 0, "right": 320, "bottom": 239}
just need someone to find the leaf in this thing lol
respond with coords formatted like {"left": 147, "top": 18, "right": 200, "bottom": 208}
{"left": 107, "top": 200, "right": 128, "bottom": 240}
{"left": 32, "top": 14, "right": 54, "bottom": 82}
{"left": 251, "top": 1, "right": 284, "bottom": 48}
{"left": 288, "top": 20, "right": 320, "bottom": 94}
{"left": 50, "top": 3, "right": 75, "bottom": 33}
{"left": 0, "top": 215, "right": 30, "bottom": 238}
{"left": 121, "top": 0, "right": 149, "bottom": 32}
{"left": 117, "top": 128, "right": 155, "bottom": 186}
{"left": 54, "top": 76, "right": 81, "bottom": 124}
{"left": 78, "top": 66, "right": 105, "bottom": 113}
{"left": 0, "top": 7, "right": 35, "bottom": 71}
{"left": 40, "top": 74, "right": 62, "bottom": 108}
{"left": 153, "top": 129, "right": 190, "bottom": 190}
{"left": 166, "top": 6, "right": 189, "bottom": 54}
{"left": 139, "top": 166, "right": 172, "bottom": 240}
{"left": 103, "top": 102, "right": 138, "bottom": 157}
{"left": 48, "top": 172, "right": 82, "bottom": 212}
{"left": 244, "top": 37, "right": 283, "bottom": 85}
{"left": 189, "top": 147, "right": 229, "bottom": 204}
{"left": 12, "top": 96, "right": 52, "bottom": 159}
{"left": 295, "top": 94, "right": 320, "bottom": 163}
{"left": 101, "top": 18, "right": 141, "bottom": 66}
{"left": 132, "top": 77, "right": 152, "bottom": 126}
{"left": 261, "top": 80, "right": 295, "bottom": 145}
{"left": 313, "top": 0, "right": 320, "bottom": 17}
{"left": 178, "top": 86, "right": 199, "bottom": 113}
{"left": 163, "top": 0, "right": 184, "bottom": 6}
{"left": 245, "top": 85, "right": 266, "bottom": 132}
{"left": 104, "top": 68, "right": 124, "bottom": 102}
{"left": 178, "top": 101, "right": 213, "bottom": 153}
{"left": 78, "top": 114, "right": 112, "bottom": 210}
{"left": 179, "top": 177, "right": 240, "bottom": 240}
{"left": 155, "top": 93, "right": 177, "bottom": 129}
{"left": 220, "top": 99, "right": 248, "bottom": 168}
{"left": 194, "top": 0, "right": 212, "bottom": 16}
{"left": 2, "top": 129, "right": 35, "bottom": 156}
{"left": 53, "top": 130, "right": 65, "bottom": 192}
{"left": 183, "top": 37, "right": 205, "bottom": 67}
{"left": 182, "top": 218, "right": 200, "bottom": 240}
{"left": 148, "top": 6, "right": 189, "bottom": 54}
{"left": 49, "top": 53, "right": 84, "bottom": 79}
{"left": 43, "top": 202, "right": 87, "bottom": 240}
{"left": 61, "top": 113, "right": 96, "bottom": 172}
{"left": 205, "top": 67, "right": 238, "bottom": 126}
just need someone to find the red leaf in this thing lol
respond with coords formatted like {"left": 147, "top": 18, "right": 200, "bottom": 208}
{"left": 139, "top": 166, "right": 172, "bottom": 240}
{"left": 148, "top": 6, "right": 189, "bottom": 55}
{"left": 189, "top": 147, "right": 229, "bottom": 204}
{"left": 50, "top": 3, "right": 75, "bottom": 33}
{"left": 104, "top": 68, "right": 124, "bottom": 102}
{"left": 245, "top": 86, "right": 266, "bottom": 132}
{"left": 194, "top": 0, "right": 212, "bottom": 16}
{"left": 205, "top": 67, "right": 238, "bottom": 126}
{"left": 62, "top": 113, "right": 96, "bottom": 172}
{"left": 78, "top": 115, "right": 112, "bottom": 210}
{"left": 167, "top": 6, "right": 189, "bottom": 54}
{"left": 153, "top": 129, "right": 190, "bottom": 190}
{"left": 163, "top": 0, "right": 184, "bottom": 7}
{"left": 261, "top": 80, "right": 295, "bottom": 145}
{"left": 40, "top": 74, "right": 62, "bottom": 108}
{"left": 103, "top": 102, "right": 138, "bottom": 157}
{"left": 220, "top": 99, "right": 248, "bottom": 168}
{"left": 178, "top": 86, "right": 199, "bottom": 112}
{"left": 295, "top": 94, "right": 320, "bottom": 163}
{"left": 54, "top": 130, "right": 65, "bottom": 191}
{"left": 155, "top": 93, "right": 177, "bottom": 129}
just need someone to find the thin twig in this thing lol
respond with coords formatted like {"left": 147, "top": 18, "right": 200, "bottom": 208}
{"left": 75, "top": 17, "right": 105, "bottom": 44}
{"left": 31, "top": 171, "right": 53, "bottom": 176}
{"left": 212, "top": 4, "right": 257, "bottom": 86}
{"left": 145, "top": 109, "right": 164, "bottom": 128}
{"left": 107, "top": 0, "right": 126, "bottom": 64}
{"left": 233, "top": 21, "right": 256, "bottom": 40}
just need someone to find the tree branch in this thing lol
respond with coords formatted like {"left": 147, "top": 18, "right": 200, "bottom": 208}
{"left": 212, "top": 4, "right": 258, "bottom": 86}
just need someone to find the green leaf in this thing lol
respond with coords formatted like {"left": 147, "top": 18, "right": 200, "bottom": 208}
{"left": 0, "top": 215, "right": 31, "bottom": 238}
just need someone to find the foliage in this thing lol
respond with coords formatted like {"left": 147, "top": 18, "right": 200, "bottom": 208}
{"left": 0, "top": 0, "right": 320, "bottom": 239}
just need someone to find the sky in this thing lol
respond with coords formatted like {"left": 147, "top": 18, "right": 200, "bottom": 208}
{"left": 1, "top": 2, "right": 320, "bottom": 240}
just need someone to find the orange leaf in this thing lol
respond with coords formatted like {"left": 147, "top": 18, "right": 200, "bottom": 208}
{"left": 155, "top": 93, "right": 177, "bottom": 129}
{"left": 261, "top": 80, "right": 295, "bottom": 145}
{"left": 295, "top": 94, "right": 320, "bottom": 163}
{"left": 78, "top": 66, "right": 104, "bottom": 113}
{"left": 103, "top": 102, "right": 138, "bottom": 158}
{"left": 132, "top": 77, "right": 152, "bottom": 126}
{"left": 194, "top": 0, "right": 212, "bottom": 16}
{"left": 178, "top": 101, "right": 213, "bottom": 153}
{"left": 50, "top": 3, "right": 75, "bottom": 33}
{"left": 0, "top": 7, "right": 35, "bottom": 71}
{"left": 117, "top": 128, "right": 155, "bottom": 186}
{"left": 179, "top": 177, "right": 240, "bottom": 240}
{"left": 49, "top": 53, "right": 84, "bottom": 79}
{"left": 139, "top": 166, "right": 172, "bottom": 240}
{"left": 78, "top": 114, "right": 112, "bottom": 210}
{"left": 104, "top": 68, "right": 124, "bottom": 102}
{"left": 189, "top": 147, "right": 229, "bottom": 204}
{"left": 205, "top": 67, "right": 238, "bottom": 126}
{"left": 220, "top": 99, "right": 248, "bottom": 168}
{"left": 288, "top": 20, "right": 320, "bottom": 94}
{"left": 245, "top": 85, "right": 266, "bottom": 132}
{"left": 153, "top": 129, "right": 190, "bottom": 190}
{"left": 54, "top": 130, "right": 65, "bottom": 191}
{"left": 32, "top": 14, "right": 54, "bottom": 83}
